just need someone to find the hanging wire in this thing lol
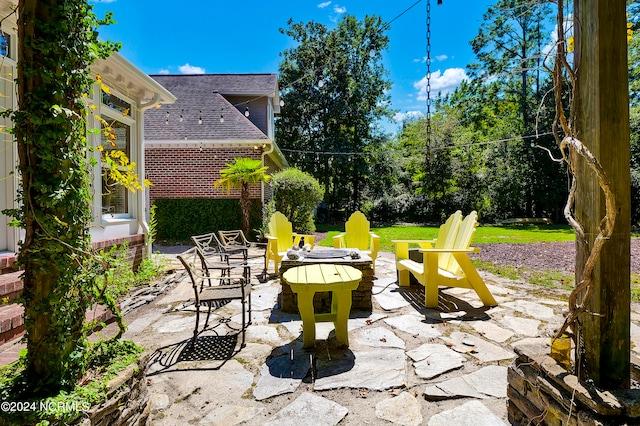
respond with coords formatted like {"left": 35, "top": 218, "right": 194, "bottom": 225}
{"left": 425, "top": 0, "right": 432, "bottom": 173}
{"left": 279, "top": 131, "right": 554, "bottom": 156}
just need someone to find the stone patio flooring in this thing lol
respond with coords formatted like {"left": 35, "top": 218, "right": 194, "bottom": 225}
{"left": 4, "top": 248, "right": 640, "bottom": 425}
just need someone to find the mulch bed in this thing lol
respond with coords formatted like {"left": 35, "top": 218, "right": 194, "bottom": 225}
{"left": 472, "top": 240, "right": 640, "bottom": 274}
{"left": 313, "top": 231, "right": 640, "bottom": 274}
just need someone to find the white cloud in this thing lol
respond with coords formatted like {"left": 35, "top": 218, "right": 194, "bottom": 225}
{"left": 178, "top": 63, "right": 206, "bottom": 74}
{"left": 415, "top": 54, "right": 450, "bottom": 64}
{"left": 414, "top": 68, "right": 468, "bottom": 99}
{"left": 393, "top": 111, "right": 424, "bottom": 122}
{"left": 158, "top": 69, "right": 170, "bottom": 75}
{"left": 318, "top": 1, "right": 331, "bottom": 8}
{"left": 328, "top": 4, "right": 346, "bottom": 23}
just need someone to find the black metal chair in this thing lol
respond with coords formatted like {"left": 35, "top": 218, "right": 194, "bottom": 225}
{"left": 177, "top": 247, "right": 252, "bottom": 347}
{"left": 192, "top": 232, "right": 246, "bottom": 263}
{"left": 218, "top": 230, "right": 268, "bottom": 276}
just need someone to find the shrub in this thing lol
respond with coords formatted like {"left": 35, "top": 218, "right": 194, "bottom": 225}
{"left": 153, "top": 198, "right": 262, "bottom": 243}
{"left": 271, "top": 169, "right": 324, "bottom": 233}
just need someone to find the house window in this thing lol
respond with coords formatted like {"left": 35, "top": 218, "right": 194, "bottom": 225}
{"left": 102, "top": 90, "right": 131, "bottom": 115}
{"left": 102, "top": 173, "right": 128, "bottom": 215}
{"left": 0, "top": 61, "right": 15, "bottom": 250}
{"left": 100, "top": 119, "right": 131, "bottom": 216}
{"left": 0, "top": 32, "right": 10, "bottom": 58}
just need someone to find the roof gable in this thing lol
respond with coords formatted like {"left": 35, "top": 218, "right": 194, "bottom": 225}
{"left": 145, "top": 74, "right": 276, "bottom": 141}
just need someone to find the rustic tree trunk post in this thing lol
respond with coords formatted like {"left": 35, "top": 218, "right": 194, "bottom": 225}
{"left": 574, "top": 0, "right": 631, "bottom": 389}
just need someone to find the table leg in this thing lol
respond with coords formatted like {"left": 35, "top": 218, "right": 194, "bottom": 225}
{"left": 332, "top": 289, "right": 353, "bottom": 347}
{"left": 297, "top": 292, "right": 316, "bottom": 348}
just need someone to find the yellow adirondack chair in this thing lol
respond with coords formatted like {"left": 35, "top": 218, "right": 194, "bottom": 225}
{"left": 393, "top": 210, "right": 462, "bottom": 279}
{"left": 265, "top": 211, "right": 315, "bottom": 274}
{"left": 333, "top": 211, "right": 381, "bottom": 273}
{"left": 394, "top": 211, "right": 497, "bottom": 309}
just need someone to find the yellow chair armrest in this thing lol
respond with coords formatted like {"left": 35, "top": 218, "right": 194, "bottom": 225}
{"left": 393, "top": 239, "right": 441, "bottom": 259}
{"left": 370, "top": 233, "right": 380, "bottom": 257}
{"left": 292, "top": 233, "right": 315, "bottom": 248}
{"left": 333, "top": 232, "right": 346, "bottom": 248}
{"left": 391, "top": 239, "right": 436, "bottom": 243}
{"left": 418, "top": 247, "right": 481, "bottom": 253}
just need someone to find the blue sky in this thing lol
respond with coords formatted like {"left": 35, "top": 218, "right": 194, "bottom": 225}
{"left": 91, "top": 0, "right": 495, "bottom": 133}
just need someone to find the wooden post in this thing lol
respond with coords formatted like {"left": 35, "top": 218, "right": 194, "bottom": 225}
{"left": 574, "top": 0, "right": 631, "bottom": 389}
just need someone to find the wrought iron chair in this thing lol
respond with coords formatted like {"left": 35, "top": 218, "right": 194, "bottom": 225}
{"left": 177, "top": 247, "right": 252, "bottom": 347}
{"left": 218, "top": 229, "right": 269, "bottom": 278}
{"left": 191, "top": 232, "right": 246, "bottom": 264}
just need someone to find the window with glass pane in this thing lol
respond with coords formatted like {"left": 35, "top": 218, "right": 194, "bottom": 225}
{"left": 102, "top": 90, "right": 131, "bottom": 115}
{"left": 101, "top": 119, "right": 131, "bottom": 216}
{"left": 102, "top": 173, "right": 128, "bottom": 215}
{"left": 101, "top": 119, "right": 130, "bottom": 154}
{"left": 0, "top": 32, "right": 10, "bottom": 58}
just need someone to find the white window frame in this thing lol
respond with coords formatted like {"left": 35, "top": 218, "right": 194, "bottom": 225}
{"left": 0, "top": 32, "right": 18, "bottom": 252}
{"left": 88, "top": 85, "right": 139, "bottom": 226}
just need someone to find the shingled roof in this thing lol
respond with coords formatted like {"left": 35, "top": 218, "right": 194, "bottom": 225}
{"left": 145, "top": 74, "right": 277, "bottom": 141}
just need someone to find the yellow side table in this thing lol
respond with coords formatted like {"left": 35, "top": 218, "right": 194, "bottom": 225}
{"left": 282, "top": 264, "right": 362, "bottom": 348}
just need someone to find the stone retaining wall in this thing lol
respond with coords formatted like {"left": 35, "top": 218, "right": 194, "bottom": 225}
{"left": 508, "top": 344, "right": 640, "bottom": 425}
{"left": 76, "top": 354, "right": 151, "bottom": 426}
{"left": 279, "top": 258, "right": 374, "bottom": 314}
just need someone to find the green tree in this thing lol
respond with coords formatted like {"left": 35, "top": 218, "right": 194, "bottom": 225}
{"left": 276, "top": 15, "right": 392, "bottom": 216}
{"left": 214, "top": 158, "right": 271, "bottom": 235}
{"left": 270, "top": 168, "right": 324, "bottom": 233}
{"left": 469, "top": 0, "right": 551, "bottom": 130}
{"left": 468, "top": 0, "right": 557, "bottom": 218}
{"left": 4, "top": 0, "right": 118, "bottom": 394}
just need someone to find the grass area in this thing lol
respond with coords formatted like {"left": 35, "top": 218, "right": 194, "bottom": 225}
{"left": 474, "top": 260, "right": 574, "bottom": 293}
{"left": 633, "top": 274, "right": 640, "bottom": 302}
{"left": 317, "top": 223, "right": 576, "bottom": 252}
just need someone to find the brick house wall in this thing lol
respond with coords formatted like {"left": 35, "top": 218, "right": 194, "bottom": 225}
{"left": 93, "top": 234, "right": 146, "bottom": 271}
{"left": 145, "top": 146, "right": 263, "bottom": 205}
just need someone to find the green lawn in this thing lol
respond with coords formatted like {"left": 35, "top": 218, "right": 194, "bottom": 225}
{"left": 317, "top": 223, "right": 576, "bottom": 252}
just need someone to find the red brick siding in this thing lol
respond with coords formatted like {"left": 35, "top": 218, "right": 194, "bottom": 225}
{"left": 93, "top": 234, "right": 146, "bottom": 271}
{"left": 146, "top": 147, "right": 263, "bottom": 205}
{"left": 0, "top": 255, "right": 16, "bottom": 275}
{"left": 0, "top": 272, "right": 23, "bottom": 301}
{"left": 0, "top": 234, "right": 145, "bottom": 279}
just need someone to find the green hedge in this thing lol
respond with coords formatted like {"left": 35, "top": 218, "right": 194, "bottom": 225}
{"left": 154, "top": 198, "right": 263, "bottom": 243}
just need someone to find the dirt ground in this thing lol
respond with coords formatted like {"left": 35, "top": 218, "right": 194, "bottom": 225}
{"left": 314, "top": 231, "right": 640, "bottom": 274}
{"left": 472, "top": 240, "right": 640, "bottom": 274}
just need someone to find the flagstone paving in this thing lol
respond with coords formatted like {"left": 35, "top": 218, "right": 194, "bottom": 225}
{"left": 5, "top": 249, "right": 640, "bottom": 425}
{"left": 115, "top": 252, "right": 640, "bottom": 424}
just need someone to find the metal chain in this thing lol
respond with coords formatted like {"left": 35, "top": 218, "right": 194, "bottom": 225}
{"left": 425, "top": 0, "right": 432, "bottom": 173}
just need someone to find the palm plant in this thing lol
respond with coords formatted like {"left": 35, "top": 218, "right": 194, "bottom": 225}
{"left": 214, "top": 158, "right": 271, "bottom": 235}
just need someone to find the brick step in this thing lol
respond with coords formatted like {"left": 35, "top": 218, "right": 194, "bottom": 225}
{"left": 0, "top": 272, "right": 23, "bottom": 302}
{"left": 0, "top": 254, "right": 17, "bottom": 275}
{"left": 0, "top": 304, "right": 24, "bottom": 345}
{"left": 0, "top": 302, "right": 118, "bottom": 359}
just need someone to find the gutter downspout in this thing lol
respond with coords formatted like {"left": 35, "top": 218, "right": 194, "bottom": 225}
{"left": 139, "top": 93, "right": 161, "bottom": 258}
{"left": 261, "top": 142, "right": 275, "bottom": 205}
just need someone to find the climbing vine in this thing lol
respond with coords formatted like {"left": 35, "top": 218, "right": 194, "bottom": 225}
{"left": 0, "top": 0, "right": 127, "bottom": 396}
{"left": 549, "top": 0, "right": 617, "bottom": 368}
